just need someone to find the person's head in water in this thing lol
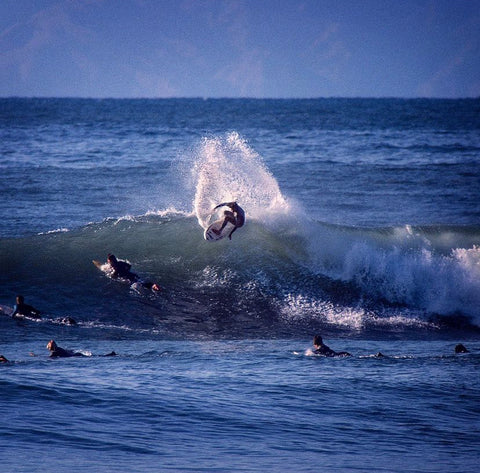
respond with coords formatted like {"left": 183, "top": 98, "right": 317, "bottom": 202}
{"left": 313, "top": 335, "right": 323, "bottom": 347}
{"left": 143, "top": 282, "right": 161, "bottom": 292}
{"left": 16, "top": 295, "right": 24, "bottom": 305}
{"left": 455, "top": 343, "right": 469, "bottom": 354}
{"left": 107, "top": 254, "right": 117, "bottom": 264}
{"left": 46, "top": 340, "right": 58, "bottom": 351}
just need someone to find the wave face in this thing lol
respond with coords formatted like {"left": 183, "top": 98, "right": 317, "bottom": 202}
{"left": 1, "top": 133, "right": 479, "bottom": 337}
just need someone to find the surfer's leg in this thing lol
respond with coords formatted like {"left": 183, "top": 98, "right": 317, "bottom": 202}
{"left": 213, "top": 212, "right": 236, "bottom": 234}
{"left": 228, "top": 226, "right": 238, "bottom": 240}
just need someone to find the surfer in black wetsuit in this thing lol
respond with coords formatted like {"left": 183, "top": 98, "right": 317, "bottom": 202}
{"left": 455, "top": 343, "right": 469, "bottom": 354}
{"left": 47, "top": 340, "right": 85, "bottom": 358}
{"left": 107, "top": 254, "right": 160, "bottom": 291}
{"left": 11, "top": 295, "right": 41, "bottom": 319}
{"left": 313, "top": 335, "right": 351, "bottom": 357}
{"left": 211, "top": 201, "right": 245, "bottom": 240}
{"left": 107, "top": 254, "right": 138, "bottom": 282}
{"left": 47, "top": 340, "right": 117, "bottom": 358}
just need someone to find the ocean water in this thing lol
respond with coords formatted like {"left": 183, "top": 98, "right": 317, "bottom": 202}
{"left": 1, "top": 98, "right": 479, "bottom": 472}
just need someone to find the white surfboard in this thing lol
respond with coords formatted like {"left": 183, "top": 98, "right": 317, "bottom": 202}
{"left": 93, "top": 260, "right": 114, "bottom": 276}
{"left": 204, "top": 219, "right": 235, "bottom": 241}
{"left": 0, "top": 304, "right": 12, "bottom": 317}
{"left": 93, "top": 259, "right": 108, "bottom": 271}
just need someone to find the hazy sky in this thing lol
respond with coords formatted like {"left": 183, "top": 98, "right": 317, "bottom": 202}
{"left": 1, "top": 0, "right": 479, "bottom": 98}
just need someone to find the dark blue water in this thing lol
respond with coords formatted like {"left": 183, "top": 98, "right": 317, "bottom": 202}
{"left": 1, "top": 98, "right": 479, "bottom": 472}
{"left": 1, "top": 339, "right": 479, "bottom": 473}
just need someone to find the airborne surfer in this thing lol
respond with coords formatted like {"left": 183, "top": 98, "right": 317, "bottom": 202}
{"left": 211, "top": 201, "right": 245, "bottom": 240}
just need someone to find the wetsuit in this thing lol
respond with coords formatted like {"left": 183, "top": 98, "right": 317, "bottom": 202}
{"left": 107, "top": 256, "right": 159, "bottom": 291}
{"left": 314, "top": 344, "right": 351, "bottom": 357}
{"left": 455, "top": 344, "right": 469, "bottom": 354}
{"left": 214, "top": 202, "right": 245, "bottom": 239}
{"left": 12, "top": 303, "right": 41, "bottom": 319}
{"left": 110, "top": 260, "right": 138, "bottom": 283}
{"left": 49, "top": 346, "right": 85, "bottom": 358}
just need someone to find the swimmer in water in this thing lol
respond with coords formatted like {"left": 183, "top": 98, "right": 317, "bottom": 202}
{"left": 312, "top": 335, "right": 351, "bottom": 357}
{"left": 46, "top": 340, "right": 116, "bottom": 358}
{"left": 46, "top": 340, "right": 86, "bottom": 358}
{"left": 455, "top": 343, "right": 469, "bottom": 354}
{"left": 11, "top": 295, "right": 41, "bottom": 319}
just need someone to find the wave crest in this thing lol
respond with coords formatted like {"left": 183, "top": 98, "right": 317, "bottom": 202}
{"left": 193, "top": 132, "right": 290, "bottom": 228}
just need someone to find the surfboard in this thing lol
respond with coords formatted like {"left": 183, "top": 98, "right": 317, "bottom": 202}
{"left": 93, "top": 259, "right": 119, "bottom": 280}
{"left": 93, "top": 260, "right": 111, "bottom": 273}
{"left": 204, "top": 219, "right": 235, "bottom": 241}
{"left": 0, "top": 304, "right": 12, "bottom": 317}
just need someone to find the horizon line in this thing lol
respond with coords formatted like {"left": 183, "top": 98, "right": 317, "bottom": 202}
{"left": 1, "top": 95, "right": 479, "bottom": 101}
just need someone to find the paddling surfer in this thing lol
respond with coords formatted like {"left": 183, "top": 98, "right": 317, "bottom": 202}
{"left": 211, "top": 201, "right": 245, "bottom": 240}
{"left": 312, "top": 335, "right": 351, "bottom": 357}
{"left": 46, "top": 340, "right": 117, "bottom": 358}
{"left": 107, "top": 254, "right": 138, "bottom": 283}
{"left": 106, "top": 254, "right": 161, "bottom": 291}
{"left": 46, "top": 340, "right": 86, "bottom": 358}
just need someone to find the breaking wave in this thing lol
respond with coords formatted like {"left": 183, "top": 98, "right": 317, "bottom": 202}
{"left": 1, "top": 133, "right": 479, "bottom": 337}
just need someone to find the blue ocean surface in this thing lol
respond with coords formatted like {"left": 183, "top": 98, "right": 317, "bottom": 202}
{"left": 1, "top": 98, "right": 480, "bottom": 472}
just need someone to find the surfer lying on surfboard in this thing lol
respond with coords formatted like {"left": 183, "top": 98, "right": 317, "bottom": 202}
{"left": 312, "top": 335, "right": 351, "bottom": 357}
{"left": 211, "top": 202, "right": 245, "bottom": 240}
{"left": 46, "top": 340, "right": 116, "bottom": 358}
{"left": 105, "top": 254, "right": 161, "bottom": 291}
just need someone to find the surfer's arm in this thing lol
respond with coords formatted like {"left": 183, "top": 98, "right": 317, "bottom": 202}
{"left": 213, "top": 202, "right": 235, "bottom": 211}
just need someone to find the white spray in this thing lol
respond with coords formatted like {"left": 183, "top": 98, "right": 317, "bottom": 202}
{"left": 192, "top": 132, "right": 289, "bottom": 228}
